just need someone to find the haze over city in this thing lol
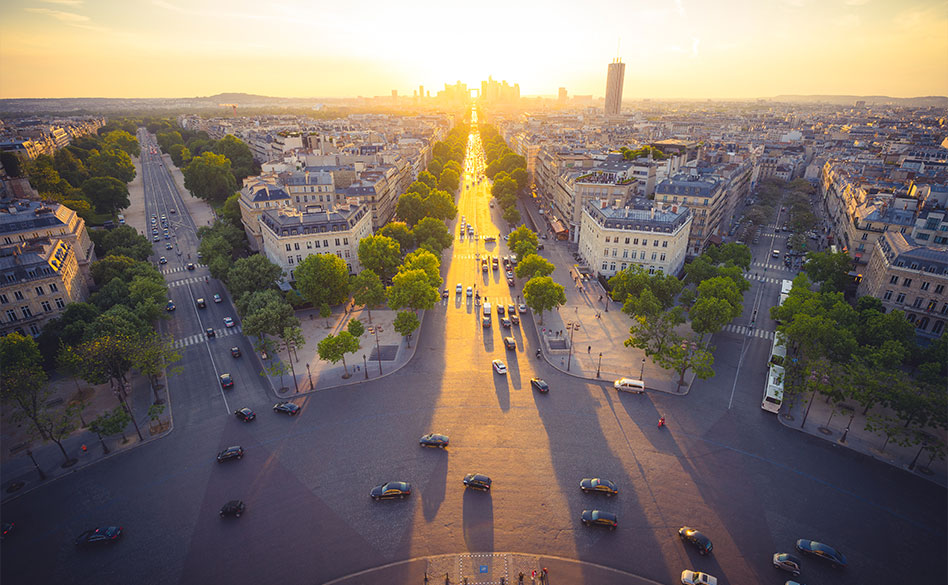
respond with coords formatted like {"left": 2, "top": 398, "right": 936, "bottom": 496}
{"left": 1, "top": 0, "right": 946, "bottom": 99}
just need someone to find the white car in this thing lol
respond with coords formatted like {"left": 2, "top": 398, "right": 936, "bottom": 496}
{"left": 223, "top": 317, "right": 235, "bottom": 328}
{"left": 456, "top": 283, "right": 463, "bottom": 294}
{"left": 680, "top": 570, "right": 718, "bottom": 585}
{"left": 466, "top": 286, "right": 473, "bottom": 297}
{"left": 518, "top": 303, "right": 527, "bottom": 313}
{"left": 492, "top": 360, "right": 507, "bottom": 375}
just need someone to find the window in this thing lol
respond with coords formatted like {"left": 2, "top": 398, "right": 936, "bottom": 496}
{"left": 344, "top": 250, "right": 350, "bottom": 258}
{"left": 29, "top": 324, "right": 40, "bottom": 336}
{"left": 660, "top": 253, "right": 666, "bottom": 261}
{"left": 0, "top": 294, "right": 7, "bottom": 304}
{"left": 5, "top": 309, "right": 16, "bottom": 322}
{"left": 622, "top": 250, "right": 628, "bottom": 258}
{"left": 603, "top": 248, "right": 609, "bottom": 256}
{"left": 287, "top": 256, "right": 294, "bottom": 265}
{"left": 344, "top": 237, "right": 349, "bottom": 245}
{"left": 927, "top": 300, "right": 938, "bottom": 312}
{"left": 306, "top": 241, "right": 312, "bottom": 249}
{"left": 35, "top": 286, "right": 44, "bottom": 296}
{"left": 861, "top": 233, "right": 868, "bottom": 240}
{"left": 49, "top": 283, "right": 57, "bottom": 292}
{"left": 609, "top": 263, "right": 616, "bottom": 271}
{"left": 14, "top": 291, "right": 24, "bottom": 301}
{"left": 602, "top": 262, "right": 608, "bottom": 270}
{"left": 642, "top": 239, "right": 648, "bottom": 246}
{"left": 653, "top": 240, "right": 659, "bottom": 247}
{"left": 889, "top": 275, "right": 899, "bottom": 284}
{"left": 624, "top": 237, "right": 630, "bottom": 244}
{"left": 633, "top": 238, "right": 639, "bottom": 245}
{"left": 314, "top": 240, "right": 320, "bottom": 248}
{"left": 912, "top": 297, "right": 923, "bottom": 308}
{"left": 933, "top": 321, "right": 945, "bottom": 335}
{"left": 902, "top": 278, "right": 912, "bottom": 287}
{"left": 605, "top": 236, "right": 611, "bottom": 243}
{"left": 651, "top": 252, "right": 657, "bottom": 261}
{"left": 920, "top": 281, "right": 930, "bottom": 291}
{"left": 55, "top": 298, "right": 65, "bottom": 309}
{"left": 294, "top": 243, "right": 300, "bottom": 251}
{"left": 883, "top": 290, "right": 893, "bottom": 300}
{"left": 936, "top": 285, "right": 945, "bottom": 295}
{"left": 335, "top": 238, "right": 341, "bottom": 246}
{"left": 662, "top": 240, "right": 668, "bottom": 248}
{"left": 612, "top": 249, "right": 617, "bottom": 257}
{"left": 285, "top": 244, "right": 292, "bottom": 252}
{"left": 896, "top": 292, "right": 906, "bottom": 304}
{"left": 21, "top": 307, "right": 32, "bottom": 318}
{"left": 323, "top": 240, "right": 329, "bottom": 247}
{"left": 41, "top": 300, "right": 51, "bottom": 312}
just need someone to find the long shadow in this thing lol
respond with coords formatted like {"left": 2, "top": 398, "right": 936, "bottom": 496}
{"left": 420, "top": 448, "right": 449, "bottom": 522}
{"left": 462, "top": 487, "right": 494, "bottom": 552}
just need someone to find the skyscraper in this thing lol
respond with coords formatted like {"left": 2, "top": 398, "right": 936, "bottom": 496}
{"left": 604, "top": 58, "right": 625, "bottom": 115}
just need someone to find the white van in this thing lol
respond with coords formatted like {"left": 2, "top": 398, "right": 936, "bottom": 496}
{"left": 614, "top": 378, "right": 646, "bottom": 393}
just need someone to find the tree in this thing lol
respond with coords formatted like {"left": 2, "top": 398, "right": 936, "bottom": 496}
{"left": 507, "top": 226, "right": 539, "bottom": 260}
{"left": 411, "top": 217, "right": 452, "bottom": 253}
{"left": 510, "top": 168, "right": 529, "bottom": 191}
{"left": 515, "top": 254, "right": 555, "bottom": 280}
{"left": 93, "top": 225, "right": 152, "bottom": 261}
{"left": 690, "top": 296, "right": 739, "bottom": 341}
{"left": 295, "top": 253, "right": 350, "bottom": 308}
{"left": 611, "top": 265, "right": 682, "bottom": 310}
{"left": 425, "top": 189, "right": 458, "bottom": 222}
{"left": 387, "top": 268, "right": 440, "bottom": 311}
{"left": 53, "top": 148, "right": 89, "bottom": 187}
{"left": 317, "top": 331, "right": 360, "bottom": 377}
{"left": 220, "top": 193, "right": 242, "bottom": 226}
{"left": 34, "top": 403, "right": 80, "bottom": 466}
{"left": 168, "top": 144, "right": 191, "bottom": 167}
{"left": 226, "top": 254, "right": 283, "bottom": 300}
{"left": 241, "top": 292, "right": 299, "bottom": 340}
{"left": 350, "top": 269, "right": 387, "bottom": 323}
{"left": 417, "top": 170, "right": 437, "bottom": 189}
{"left": 523, "top": 276, "right": 566, "bottom": 325}
{"left": 378, "top": 222, "right": 414, "bottom": 251}
{"left": 503, "top": 205, "right": 521, "bottom": 226}
{"left": 81, "top": 176, "right": 130, "bottom": 215}
{"left": 406, "top": 180, "right": 430, "bottom": 198}
{"left": 358, "top": 235, "right": 401, "bottom": 281}
{"left": 393, "top": 310, "right": 421, "bottom": 347}
{"left": 278, "top": 326, "right": 306, "bottom": 392}
{"left": 319, "top": 303, "right": 332, "bottom": 328}
{"left": 103, "top": 130, "right": 141, "bottom": 157}
{"left": 396, "top": 192, "right": 426, "bottom": 226}
{"left": 348, "top": 318, "right": 365, "bottom": 338}
{"left": 183, "top": 151, "right": 237, "bottom": 203}
{"left": 131, "top": 332, "right": 181, "bottom": 403}
{"left": 438, "top": 168, "right": 460, "bottom": 192}
{"left": 803, "top": 250, "right": 853, "bottom": 293}
{"left": 90, "top": 406, "right": 131, "bottom": 446}
{"left": 213, "top": 135, "right": 258, "bottom": 183}
{"left": 0, "top": 333, "right": 52, "bottom": 440}
{"left": 399, "top": 248, "right": 442, "bottom": 289}
{"left": 88, "top": 148, "right": 136, "bottom": 183}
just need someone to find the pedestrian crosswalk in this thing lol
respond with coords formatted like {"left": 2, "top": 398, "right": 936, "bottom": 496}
{"left": 721, "top": 323, "right": 775, "bottom": 340}
{"left": 440, "top": 294, "right": 522, "bottom": 307}
{"left": 161, "top": 264, "right": 205, "bottom": 275}
{"left": 172, "top": 325, "right": 243, "bottom": 349}
{"left": 167, "top": 276, "right": 209, "bottom": 288}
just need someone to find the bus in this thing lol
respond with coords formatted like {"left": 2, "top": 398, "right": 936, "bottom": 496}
{"left": 779, "top": 279, "right": 792, "bottom": 307}
{"left": 762, "top": 333, "right": 786, "bottom": 413}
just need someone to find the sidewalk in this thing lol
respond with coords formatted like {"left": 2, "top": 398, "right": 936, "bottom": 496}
{"left": 778, "top": 391, "right": 948, "bottom": 488}
{"left": 519, "top": 199, "right": 692, "bottom": 395}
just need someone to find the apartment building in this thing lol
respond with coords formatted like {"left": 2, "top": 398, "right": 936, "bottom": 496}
{"left": 0, "top": 198, "right": 95, "bottom": 284}
{"left": 654, "top": 173, "right": 726, "bottom": 255}
{"left": 579, "top": 198, "right": 691, "bottom": 278}
{"left": 238, "top": 179, "right": 295, "bottom": 251}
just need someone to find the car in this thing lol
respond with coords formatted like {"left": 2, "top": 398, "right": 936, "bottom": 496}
{"left": 219, "top": 373, "right": 233, "bottom": 388}
{"left": 213, "top": 294, "right": 222, "bottom": 303}
{"left": 219, "top": 500, "right": 244, "bottom": 518}
{"left": 152, "top": 236, "right": 160, "bottom": 242}
{"left": 196, "top": 298, "right": 206, "bottom": 308}
{"left": 505, "top": 270, "right": 513, "bottom": 279}
{"left": 75, "top": 526, "right": 123, "bottom": 546}
{"left": 159, "top": 256, "right": 167, "bottom": 264}
{"left": 187, "top": 263, "right": 195, "bottom": 270}
{"left": 466, "top": 286, "right": 473, "bottom": 297}
{"left": 169, "top": 208, "right": 176, "bottom": 214}
{"left": 456, "top": 283, "right": 463, "bottom": 293}
{"left": 462, "top": 473, "right": 492, "bottom": 491}
{"left": 160, "top": 215, "right": 166, "bottom": 220}
{"left": 197, "top": 252, "right": 202, "bottom": 260}
{"left": 152, "top": 228, "right": 159, "bottom": 235}
{"left": 165, "top": 243, "right": 173, "bottom": 250}
{"left": 502, "top": 256, "right": 510, "bottom": 266}
{"left": 206, "top": 327, "right": 215, "bottom": 338}
{"left": 507, "top": 304, "right": 516, "bottom": 315}
{"left": 772, "top": 250, "right": 780, "bottom": 258}
{"left": 510, "top": 313, "right": 519, "bottom": 325}
{"left": 518, "top": 303, "right": 527, "bottom": 313}
{"left": 217, "top": 446, "right": 243, "bottom": 462}
{"left": 500, "top": 317, "right": 511, "bottom": 328}
{"left": 496, "top": 304, "right": 505, "bottom": 317}
{"left": 795, "top": 539, "right": 847, "bottom": 568}
{"left": 530, "top": 378, "right": 549, "bottom": 393}
{"left": 234, "top": 407, "right": 256, "bottom": 422}
{"left": 164, "top": 234, "right": 170, "bottom": 239}
{"left": 165, "top": 300, "right": 175, "bottom": 312}
{"left": 231, "top": 346, "right": 241, "bottom": 358}
{"left": 581, "top": 509, "right": 617, "bottom": 530}
{"left": 273, "top": 401, "right": 300, "bottom": 415}
{"left": 370, "top": 481, "right": 411, "bottom": 500}
{"left": 492, "top": 359, "right": 507, "bottom": 374}
{"left": 442, "top": 288, "right": 449, "bottom": 298}
{"left": 506, "top": 277, "right": 515, "bottom": 287}
{"left": 1, "top": 521, "right": 13, "bottom": 540}
{"left": 419, "top": 433, "right": 449, "bottom": 448}
{"left": 679, "top": 527, "right": 713, "bottom": 555}
{"left": 492, "top": 256, "right": 499, "bottom": 266}
{"left": 772, "top": 553, "right": 802, "bottom": 576}
{"left": 503, "top": 336, "right": 516, "bottom": 350}
{"left": 223, "top": 317, "right": 235, "bottom": 328}
{"left": 680, "top": 570, "right": 718, "bottom": 585}
{"left": 580, "top": 477, "right": 619, "bottom": 496}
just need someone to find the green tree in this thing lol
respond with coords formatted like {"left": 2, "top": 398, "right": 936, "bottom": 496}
{"left": 156, "top": 130, "right": 183, "bottom": 153}
{"left": 379, "top": 221, "right": 414, "bottom": 251}
{"left": 81, "top": 176, "right": 130, "bottom": 215}
{"left": 241, "top": 292, "right": 299, "bottom": 341}
{"left": 387, "top": 268, "right": 440, "bottom": 311}
{"left": 515, "top": 253, "right": 555, "bottom": 280}
{"left": 295, "top": 253, "right": 350, "bottom": 308}
{"left": 510, "top": 167, "right": 529, "bottom": 191}
{"left": 183, "top": 151, "right": 237, "bottom": 203}
{"left": 220, "top": 193, "right": 242, "bottom": 226}
{"left": 168, "top": 143, "right": 191, "bottom": 167}
{"left": 803, "top": 250, "right": 853, "bottom": 293}
{"left": 690, "top": 296, "right": 739, "bottom": 341}
{"left": 425, "top": 189, "right": 458, "bottom": 222}
{"left": 93, "top": 225, "right": 151, "bottom": 261}
{"left": 396, "top": 192, "right": 426, "bottom": 226}
{"left": 317, "top": 331, "right": 360, "bottom": 377}
{"left": 90, "top": 406, "right": 131, "bottom": 446}
{"left": 438, "top": 168, "right": 460, "bottom": 192}
{"left": 53, "top": 148, "right": 89, "bottom": 187}
{"left": 35, "top": 403, "right": 81, "bottom": 465}
{"left": 503, "top": 205, "right": 521, "bottom": 226}
{"left": 103, "top": 130, "right": 141, "bottom": 157}
{"left": 131, "top": 332, "right": 181, "bottom": 403}
{"left": 523, "top": 276, "right": 566, "bottom": 325}
{"left": 226, "top": 254, "right": 283, "bottom": 300}
{"left": 278, "top": 325, "right": 306, "bottom": 392}
{"left": 411, "top": 217, "right": 452, "bottom": 253}
{"left": 507, "top": 226, "right": 539, "bottom": 260}
{"left": 88, "top": 148, "right": 136, "bottom": 183}
{"left": 350, "top": 269, "right": 387, "bottom": 323}
{"left": 0, "top": 151, "right": 22, "bottom": 177}
{"left": 399, "top": 249, "right": 442, "bottom": 289}
{"left": 393, "top": 310, "right": 421, "bottom": 347}
{"left": 213, "top": 134, "right": 258, "bottom": 183}
{"left": 0, "top": 333, "right": 52, "bottom": 440}
{"left": 417, "top": 170, "right": 437, "bottom": 189}
{"left": 406, "top": 180, "right": 430, "bottom": 197}
{"left": 348, "top": 318, "right": 365, "bottom": 338}
{"left": 358, "top": 235, "right": 401, "bottom": 281}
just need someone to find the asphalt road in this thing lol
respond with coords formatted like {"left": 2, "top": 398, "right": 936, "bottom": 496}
{"left": 0, "top": 131, "right": 944, "bottom": 585}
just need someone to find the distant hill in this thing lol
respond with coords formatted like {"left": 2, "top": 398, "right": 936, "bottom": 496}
{"left": 770, "top": 95, "right": 948, "bottom": 107}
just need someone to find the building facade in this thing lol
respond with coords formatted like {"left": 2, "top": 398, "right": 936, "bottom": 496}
{"left": 655, "top": 174, "right": 726, "bottom": 255}
{"left": 604, "top": 59, "right": 625, "bottom": 116}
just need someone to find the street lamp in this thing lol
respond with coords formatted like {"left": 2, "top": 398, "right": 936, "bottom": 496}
{"left": 368, "top": 325, "right": 384, "bottom": 375}
{"left": 566, "top": 321, "right": 577, "bottom": 371}
{"left": 26, "top": 449, "right": 46, "bottom": 480}
{"left": 596, "top": 352, "right": 602, "bottom": 378}
{"left": 305, "top": 363, "right": 312, "bottom": 392}
{"left": 640, "top": 357, "right": 646, "bottom": 380}
{"left": 839, "top": 405, "right": 855, "bottom": 443}
{"left": 363, "top": 354, "right": 368, "bottom": 379}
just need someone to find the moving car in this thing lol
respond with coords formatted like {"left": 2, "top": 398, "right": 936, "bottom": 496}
{"left": 442, "top": 288, "right": 449, "bottom": 298}
{"left": 186, "top": 263, "right": 195, "bottom": 270}
{"left": 165, "top": 243, "right": 173, "bottom": 250}
{"left": 234, "top": 407, "right": 256, "bottom": 422}
{"left": 462, "top": 473, "right": 492, "bottom": 491}
{"left": 580, "top": 477, "right": 619, "bottom": 496}
{"left": 581, "top": 509, "right": 617, "bottom": 530}
{"left": 772, "top": 249, "right": 780, "bottom": 258}
{"left": 196, "top": 298, "right": 206, "bottom": 308}
{"left": 492, "top": 359, "right": 507, "bottom": 374}
{"left": 679, "top": 527, "right": 713, "bottom": 555}
{"left": 219, "top": 373, "right": 233, "bottom": 388}
{"left": 500, "top": 317, "right": 512, "bottom": 328}
{"left": 165, "top": 300, "right": 175, "bottom": 312}
{"left": 206, "top": 327, "right": 215, "bottom": 338}
{"left": 506, "top": 277, "right": 515, "bottom": 287}
{"left": 213, "top": 294, "right": 222, "bottom": 303}
{"left": 503, "top": 336, "right": 516, "bottom": 350}
{"left": 772, "top": 553, "right": 802, "bottom": 576}
{"left": 518, "top": 303, "right": 527, "bottom": 313}
{"left": 419, "top": 433, "right": 449, "bottom": 448}
{"left": 530, "top": 378, "right": 549, "bottom": 393}
{"left": 230, "top": 346, "right": 241, "bottom": 358}
{"left": 496, "top": 304, "right": 505, "bottom": 317}
{"left": 217, "top": 446, "right": 243, "bottom": 462}
{"left": 795, "top": 538, "right": 847, "bottom": 568}
{"left": 680, "top": 570, "right": 717, "bottom": 585}
{"left": 456, "top": 283, "right": 463, "bottom": 293}
{"left": 223, "top": 317, "right": 235, "bottom": 328}
{"left": 510, "top": 312, "right": 519, "bottom": 325}
{"left": 219, "top": 500, "right": 244, "bottom": 518}
{"left": 159, "top": 257, "right": 167, "bottom": 264}
{"left": 370, "top": 481, "right": 411, "bottom": 500}
{"left": 273, "top": 401, "right": 300, "bottom": 415}
{"left": 466, "top": 286, "right": 473, "bottom": 297}
{"left": 75, "top": 526, "right": 123, "bottom": 546}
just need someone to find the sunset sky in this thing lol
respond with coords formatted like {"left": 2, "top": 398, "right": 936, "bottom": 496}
{"left": 0, "top": 0, "right": 946, "bottom": 99}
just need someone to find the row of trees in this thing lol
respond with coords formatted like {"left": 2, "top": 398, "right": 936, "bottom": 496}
{"left": 480, "top": 124, "right": 528, "bottom": 227}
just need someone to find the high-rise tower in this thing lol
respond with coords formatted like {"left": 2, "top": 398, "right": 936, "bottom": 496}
{"left": 604, "top": 58, "right": 625, "bottom": 115}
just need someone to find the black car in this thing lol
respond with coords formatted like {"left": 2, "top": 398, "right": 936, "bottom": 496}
{"left": 196, "top": 298, "right": 206, "bottom": 308}
{"left": 772, "top": 553, "right": 802, "bottom": 576}
{"left": 370, "top": 481, "right": 411, "bottom": 500}
{"left": 186, "top": 263, "right": 195, "bottom": 270}
{"left": 273, "top": 401, "right": 300, "bottom": 415}
{"left": 231, "top": 346, "right": 241, "bottom": 358}
{"left": 500, "top": 317, "right": 512, "bottom": 328}
{"left": 219, "top": 500, "right": 245, "bottom": 518}
{"left": 234, "top": 407, "right": 255, "bottom": 422}
{"left": 510, "top": 312, "right": 519, "bottom": 325}
{"left": 206, "top": 327, "right": 215, "bottom": 338}
{"left": 796, "top": 539, "right": 847, "bottom": 568}
{"left": 506, "top": 277, "right": 515, "bottom": 287}
{"left": 219, "top": 373, "right": 233, "bottom": 388}
{"left": 581, "top": 509, "right": 617, "bottom": 530}
{"left": 463, "top": 473, "right": 492, "bottom": 491}
{"left": 580, "top": 477, "right": 619, "bottom": 496}
{"left": 75, "top": 526, "right": 123, "bottom": 546}
{"left": 679, "top": 526, "right": 713, "bottom": 555}
{"left": 419, "top": 433, "right": 449, "bottom": 448}
{"left": 530, "top": 378, "right": 549, "bottom": 393}
{"left": 217, "top": 446, "right": 243, "bottom": 462}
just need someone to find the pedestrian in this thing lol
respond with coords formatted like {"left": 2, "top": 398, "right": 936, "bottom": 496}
{"left": 587, "top": 345, "right": 591, "bottom": 353}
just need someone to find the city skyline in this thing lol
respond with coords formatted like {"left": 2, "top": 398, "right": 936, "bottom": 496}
{"left": 0, "top": 0, "right": 946, "bottom": 100}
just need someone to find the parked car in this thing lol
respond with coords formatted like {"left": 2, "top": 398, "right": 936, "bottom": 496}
{"left": 419, "top": 433, "right": 449, "bottom": 448}
{"left": 581, "top": 509, "right": 617, "bottom": 530}
{"left": 370, "top": 481, "right": 411, "bottom": 500}
{"left": 530, "top": 378, "right": 549, "bottom": 393}
{"left": 580, "top": 477, "right": 619, "bottom": 496}
{"left": 773, "top": 553, "right": 802, "bottom": 576}
{"left": 219, "top": 500, "right": 245, "bottom": 518}
{"left": 679, "top": 527, "right": 713, "bottom": 555}
{"left": 273, "top": 401, "right": 300, "bottom": 415}
{"left": 680, "top": 570, "right": 717, "bottom": 585}
{"left": 75, "top": 526, "right": 123, "bottom": 546}
{"left": 217, "top": 446, "right": 243, "bottom": 462}
{"left": 234, "top": 407, "right": 256, "bottom": 422}
{"left": 462, "top": 473, "right": 492, "bottom": 491}
{"left": 1, "top": 522, "right": 13, "bottom": 540}
{"left": 795, "top": 539, "right": 847, "bottom": 568}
